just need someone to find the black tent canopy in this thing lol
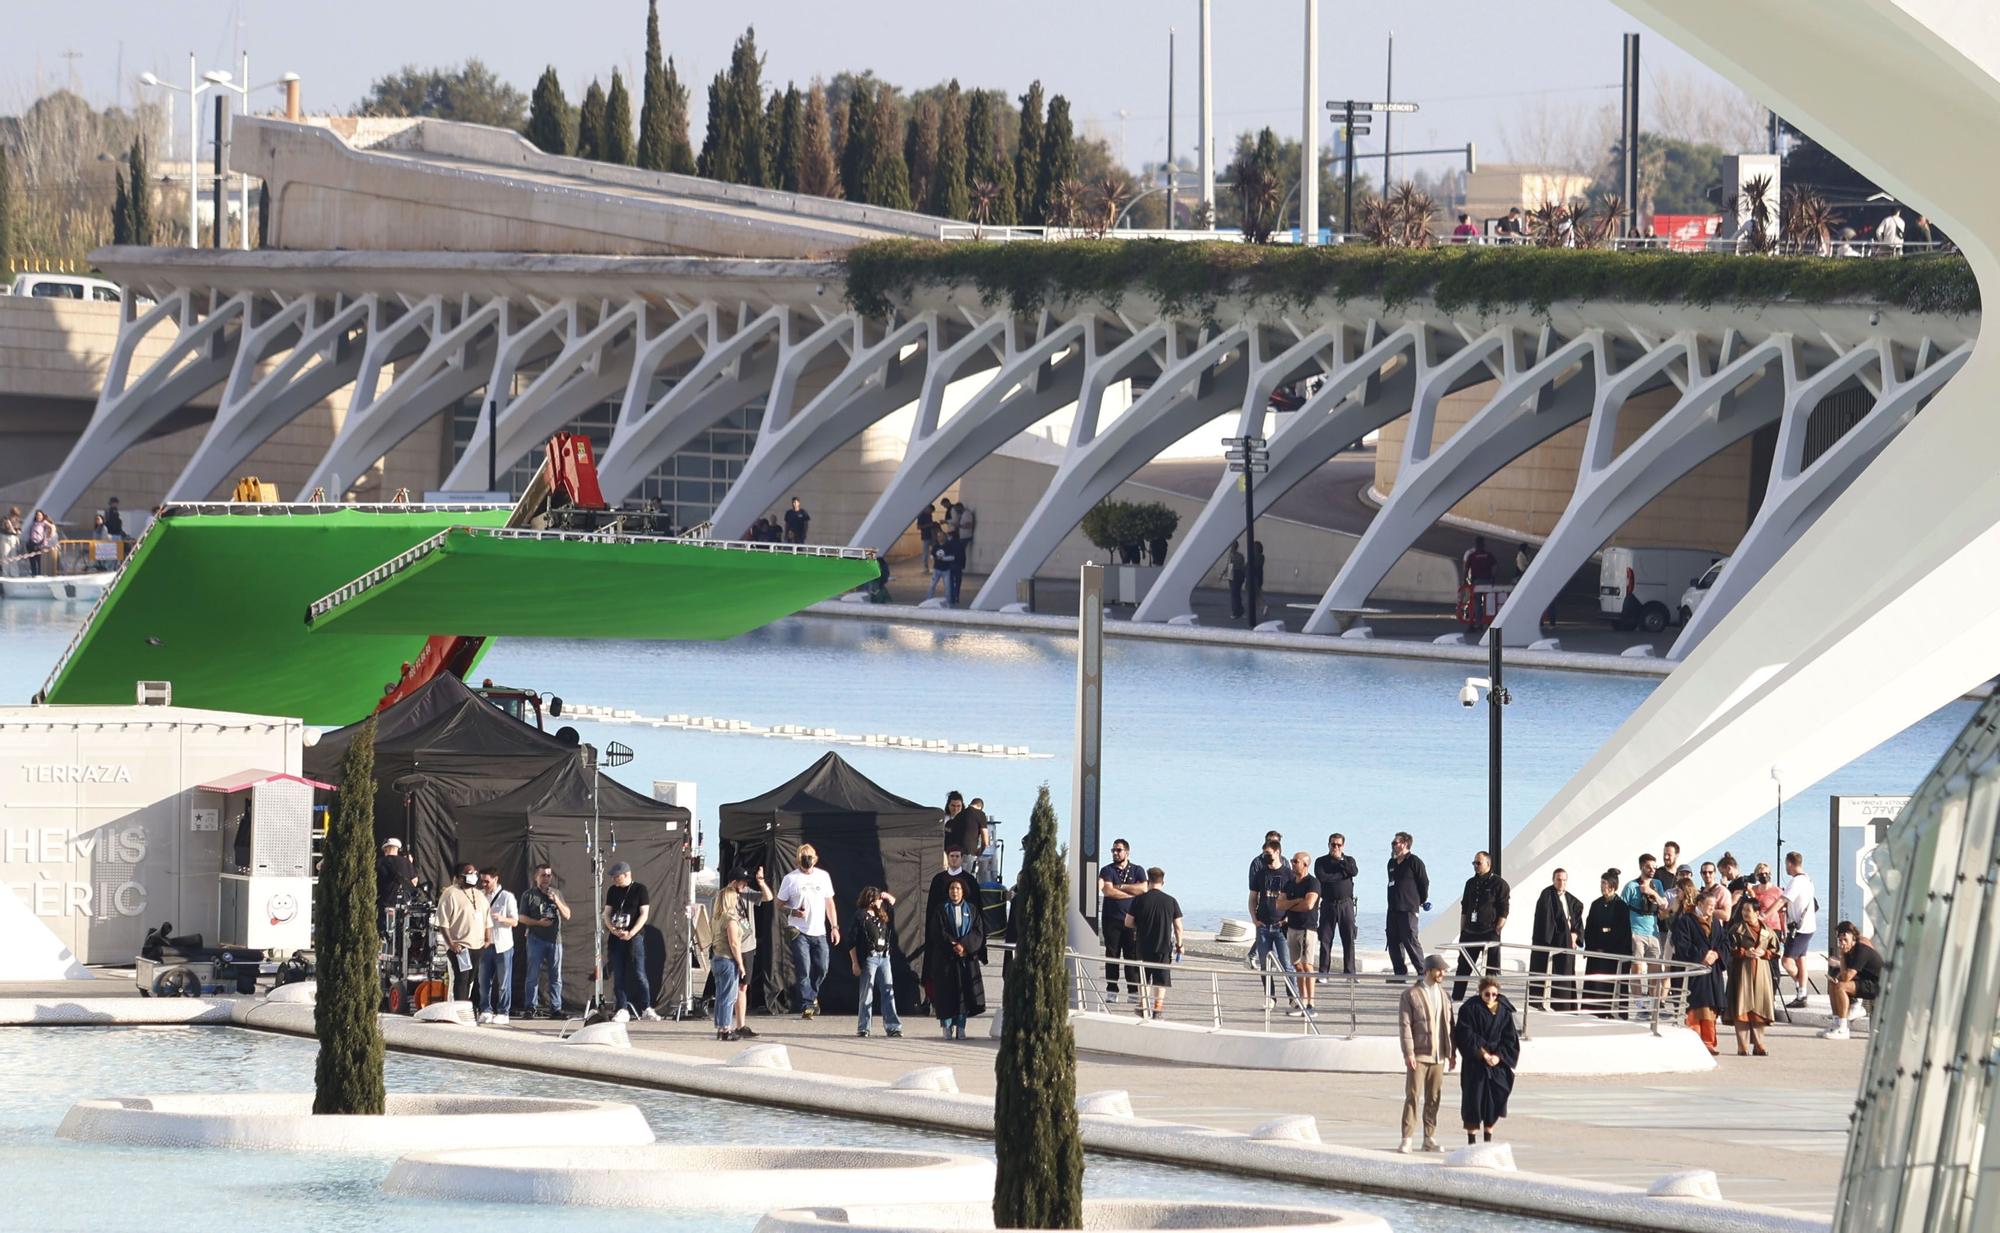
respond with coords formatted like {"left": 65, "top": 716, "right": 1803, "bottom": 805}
{"left": 719, "top": 752, "right": 938, "bottom": 1014}
{"left": 448, "top": 757, "right": 692, "bottom": 1012}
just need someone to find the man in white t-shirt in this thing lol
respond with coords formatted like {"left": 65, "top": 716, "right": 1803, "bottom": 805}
{"left": 1781, "top": 851, "right": 1818, "bottom": 1009}
{"left": 476, "top": 867, "right": 519, "bottom": 1025}
{"left": 776, "top": 843, "right": 840, "bottom": 1019}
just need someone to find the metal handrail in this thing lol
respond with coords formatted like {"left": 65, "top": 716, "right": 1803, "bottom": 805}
{"left": 156, "top": 500, "right": 512, "bottom": 516}
{"left": 938, "top": 223, "right": 1957, "bottom": 259}
{"left": 1431, "top": 939, "right": 1707, "bottom": 1038}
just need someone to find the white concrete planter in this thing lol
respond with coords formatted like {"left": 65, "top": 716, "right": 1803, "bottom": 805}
{"left": 56, "top": 1093, "right": 654, "bottom": 1152}
{"left": 384, "top": 1145, "right": 995, "bottom": 1210}
{"left": 752, "top": 1200, "right": 1392, "bottom": 1232}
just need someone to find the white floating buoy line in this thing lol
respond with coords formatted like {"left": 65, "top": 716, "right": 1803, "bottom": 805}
{"left": 557, "top": 702, "right": 1051, "bottom": 759}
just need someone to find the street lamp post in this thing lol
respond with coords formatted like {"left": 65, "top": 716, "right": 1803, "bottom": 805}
{"left": 1459, "top": 640, "right": 1513, "bottom": 875}
{"left": 1222, "top": 434, "right": 1269, "bottom": 629}
{"left": 139, "top": 55, "right": 295, "bottom": 249}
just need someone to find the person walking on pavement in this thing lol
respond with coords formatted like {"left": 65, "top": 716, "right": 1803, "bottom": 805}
{"left": 850, "top": 886, "right": 903, "bottom": 1038}
{"left": 1453, "top": 852, "right": 1510, "bottom": 1001}
{"left": 603, "top": 862, "right": 659, "bottom": 1022}
{"left": 1453, "top": 975, "right": 1521, "bottom": 1144}
{"left": 1780, "top": 851, "right": 1818, "bottom": 1008}
{"left": 711, "top": 882, "right": 747, "bottom": 1042}
{"left": 1098, "top": 839, "right": 1146, "bottom": 1004}
{"left": 777, "top": 844, "right": 838, "bottom": 1019}
{"left": 1397, "top": 954, "right": 1455, "bottom": 1153}
{"left": 925, "top": 876, "right": 985, "bottom": 1038}
{"left": 1314, "top": 833, "right": 1359, "bottom": 976}
{"left": 1128, "top": 867, "right": 1183, "bottom": 1017}
{"left": 724, "top": 866, "right": 770, "bottom": 1039}
{"left": 1528, "top": 868, "right": 1582, "bottom": 1011}
{"left": 1386, "top": 832, "right": 1429, "bottom": 978}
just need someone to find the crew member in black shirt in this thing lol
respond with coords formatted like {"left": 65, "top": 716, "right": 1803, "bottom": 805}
{"left": 1127, "top": 866, "right": 1182, "bottom": 1017}
{"left": 783, "top": 496, "right": 811, "bottom": 544}
{"left": 375, "top": 837, "right": 417, "bottom": 910}
{"left": 1453, "top": 850, "right": 1511, "bottom": 1000}
{"left": 1386, "top": 831, "right": 1429, "bottom": 978}
{"left": 1279, "top": 852, "right": 1322, "bottom": 1015}
{"left": 1097, "top": 838, "right": 1147, "bottom": 1004}
{"left": 1313, "top": 832, "right": 1359, "bottom": 975}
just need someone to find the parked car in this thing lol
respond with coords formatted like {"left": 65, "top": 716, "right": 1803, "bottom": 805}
{"left": 8, "top": 273, "right": 124, "bottom": 302}
{"left": 1600, "top": 546, "right": 1723, "bottom": 634}
{"left": 1679, "top": 556, "right": 1729, "bottom": 626}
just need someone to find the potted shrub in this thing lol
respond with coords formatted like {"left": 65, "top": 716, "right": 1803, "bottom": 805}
{"left": 1081, "top": 501, "right": 1144, "bottom": 564}
{"left": 1134, "top": 502, "right": 1180, "bottom": 566}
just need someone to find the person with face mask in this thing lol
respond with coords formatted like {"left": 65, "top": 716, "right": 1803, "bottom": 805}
{"left": 776, "top": 844, "right": 838, "bottom": 1019}
{"left": 436, "top": 862, "right": 491, "bottom": 1004}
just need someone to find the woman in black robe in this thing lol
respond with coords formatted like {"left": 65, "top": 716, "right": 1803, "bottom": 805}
{"left": 924, "top": 877, "right": 986, "bottom": 1038}
{"left": 1582, "top": 869, "right": 1632, "bottom": 1018}
{"left": 1669, "top": 891, "right": 1728, "bottom": 1055}
{"left": 1452, "top": 975, "right": 1521, "bottom": 1143}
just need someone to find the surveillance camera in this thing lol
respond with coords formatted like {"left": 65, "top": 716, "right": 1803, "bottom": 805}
{"left": 1458, "top": 682, "right": 1480, "bottom": 708}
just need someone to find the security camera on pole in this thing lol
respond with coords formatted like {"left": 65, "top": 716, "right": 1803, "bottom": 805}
{"left": 1458, "top": 643, "right": 1512, "bottom": 875}
{"left": 1222, "top": 434, "right": 1269, "bottom": 629}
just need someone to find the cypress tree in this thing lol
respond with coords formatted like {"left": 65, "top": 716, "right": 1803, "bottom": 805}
{"left": 932, "top": 80, "right": 969, "bottom": 220}
{"left": 773, "top": 84, "right": 803, "bottom": 193}
{"left": 1035, "top": 95, "right": 1077, "bottom": 228}
{"left": 862, "top": 85, "right": 911, "bottom": 211}
{"left": 527, "top": 67, "right": 573, "bottom": 155}
{"left": 905, "top": 98, "right": 939, "bottom": 217}
{"left": 663, "top": 58, "right": 696, "bottom": 174}
{"left": 127, "top": 138, "right": 152, "bottom": 245}
{"left": 765, "top": 89, "right": 785, "bottom": 186}
{"left": 726, "top": 27, "right": 769, "bottom": 187}
{"left": 1015, "top": 81, "right": 1045, "bottom": 224}
{"left": 111, "top": 171, "right": 131, "bottom": 246}
{"left": 577, "top": 78, "right": 608, "bottom": 161}
{"left": 992, "top": 784, "right": 1084, "bottom": 1228}
{"left": 603, "top": 69, "right": 635, "bottom": 165}
{"left": 797, "top": 81, "right": 840, "bottom": 198}
{"left": 968, "top": 90, "right": 1016, "bottom": 225}
{"left": 839, "top": 85, "right": 874, "bottom": 204}
{"left": 637, "top": 0, "right": 669, "bottom": 170}
{"left": 313, "top": 717, "right": 385, "bottom": 1117}
{"left": 697, "top": 71, "right": 737, "bottom": 182}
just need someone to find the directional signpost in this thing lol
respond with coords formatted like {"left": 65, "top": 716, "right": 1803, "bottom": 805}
{"left": 1327, "top": 99, "right": 1421, "bottom": 235}
{"left": 1223, "top": 435, "right": 1271, "bottom": 628}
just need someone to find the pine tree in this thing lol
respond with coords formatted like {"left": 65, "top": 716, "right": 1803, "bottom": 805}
{"left": 1035, "top": 95, "right": 1077, "bottom": 227}
{"left": 905, "top": 99, "right": 939, "bottom": 217}
{"left": 726, "top": 27, "right": 769, "bottom": 187}
{"left": 862, "top": 85, "right": 912, "bottom": 210}
{"left": 111, "top": 171, "right": 131, "bottom": 245}
{"left": 967, "top": 90, "right": 1017, "bottom": 225}
{"left": 932, "top": 80, "right": 969, "bottom": 220}
{"left": 773, "top": 84, "right": 804, "bottom": 193}
{"left": 697, "top": 71, "right": 737, "bottom": 182}
{"left": 577, "top": 78, "right": 608, "bottom": 161}
{"left": 603, "top": 70, "right": 635, "bottom": 165}
{"left": 127, "top": 138, "right": 152, "bottom": 245}
{"left": 527, "top": 66, "right": 573, "bottom": 155}
{"left": 1015, "top": 81, "right": 1045, "bottom": 224}
{"left": 662, "top": 58, "right": 696, "bottom": 174}
{"left": 797, "top": 81, "right": 840, "bottom": 198}
{"left": 992, "top": 784, "right": 1084, "bottom": 1228}
{"left": 839, "top": 85, "right": 874, "bottom": 204}
{"left": 314, "top": 717, "right": 386, "bottom": 1117}
{"left": 637, "top": 0, "right": 669, "bottom": 170}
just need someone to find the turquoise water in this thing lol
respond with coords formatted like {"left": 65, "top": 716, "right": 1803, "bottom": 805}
{"left": 0, "top": 1026, "right": 1597, "bottom": 1232}
{"left": 0, "top": 600, "right": 1968, "bottom": 929}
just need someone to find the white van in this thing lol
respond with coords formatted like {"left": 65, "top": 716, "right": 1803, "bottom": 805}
{"left": 1600, "top": 546, "right": 1724, "bottom": 633}
{"left": 8, "top": 273, "right": 124, "bottom": 302}
{"left": 1679, "top": 556, "right": 1729, "bottom": 626}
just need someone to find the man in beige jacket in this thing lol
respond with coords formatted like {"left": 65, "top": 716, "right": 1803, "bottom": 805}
{"left": 1397, "top": 952, "right": 1456, "bottom": 1153}
{"left": 436, "top": 861, "right": 491, "bottom": 1003}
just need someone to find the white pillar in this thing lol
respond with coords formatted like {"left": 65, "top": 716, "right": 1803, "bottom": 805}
{"left": 1199, "top": 0, "right": 1214, "bottom": 228}
{"left": 1302, "top": 1, "right": 1319, "bottom": 245}
{"left": 239, "top": 51, "right": 251, "bottom": 250}
{"left": 188, "top": 52, "right": 198, "bottom": 249}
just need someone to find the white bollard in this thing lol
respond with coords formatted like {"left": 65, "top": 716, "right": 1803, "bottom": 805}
{"left": 889, "top": 1067, "right": 958, "bottom": 1094}
{"left": 1077, "top": 1090, "right": 1135, "bottom": 1118}
{"left": 727, "top": 1043, "right": 792, "bottom": 1070}
{"left": 1250, "top": 1115, "right": 1320, "bottom": 1143}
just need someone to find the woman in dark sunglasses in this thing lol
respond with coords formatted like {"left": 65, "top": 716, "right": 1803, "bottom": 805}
{"left": 1452, "top": 974, "right": 1520, "bottom": 1145}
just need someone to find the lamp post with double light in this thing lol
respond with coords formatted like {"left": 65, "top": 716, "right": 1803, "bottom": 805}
{"left": 139, "top": 54, "right": 297, "bottom": 249}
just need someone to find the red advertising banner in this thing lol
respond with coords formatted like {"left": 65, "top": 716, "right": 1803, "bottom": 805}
{"left": 1655, "top": 213, "right": 1722, "bottom": 252}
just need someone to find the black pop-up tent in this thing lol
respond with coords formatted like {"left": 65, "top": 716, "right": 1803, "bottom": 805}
{"left": 305, "top": 673, "right": 576, "bottom": 878}
{"left": 445, "top": 757, "right": 692, "bottom": 1012}
{"left": 718, "top": 752, "right": 938, "bottom": 1014}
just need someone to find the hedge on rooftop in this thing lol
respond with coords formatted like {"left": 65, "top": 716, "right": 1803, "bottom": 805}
{"left": 843, "top": 239, "right": 1979, "bottom": 323}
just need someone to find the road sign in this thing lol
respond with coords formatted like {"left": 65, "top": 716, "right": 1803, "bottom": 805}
{"left": 1345, "top": 124, "right": 1372, "bottom": 137}
{"left": 1372, "top": 101, "right": 1420, "bottom": 113}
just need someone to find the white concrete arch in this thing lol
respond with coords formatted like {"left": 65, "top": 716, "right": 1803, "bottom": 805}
{"left": 38, "top": 291, "right": 249, "bottom": 520}
{"left": 302, "top": 297, "right": 510, "bottom": 498}
{"left": 708, "top": 314, "right": 936, "bottom": 537}
{"left": 971, "top": 323, "right": 1253, "bottom": 611}
{"left": 1671, "top": 339, "right": 1972, "bottom": 657}
{"left": 847, "top": 314, "right": 1089, "bottom": 554}
{"left": 1492, "top": 334, "right": 1791, "bottom": 647}
{"left": 171, "top": 295, "right": 378, "bottom": 500}
{"left": 1131, "top": 323, "right": 1428, "bottom": 624}
{"left": 1302, "top": 330, "right": 1607, "bottom": 633}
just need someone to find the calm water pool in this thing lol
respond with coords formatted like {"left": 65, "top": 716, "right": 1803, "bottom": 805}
{"left": 0, "top": 599, "right": 1968, "bottom": 928}
{"left": 0, "top": 1026, "right": 1601, "bottom": 1232}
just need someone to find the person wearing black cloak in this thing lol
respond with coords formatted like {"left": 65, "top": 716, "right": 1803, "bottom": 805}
{"left": 1528, "top": 867, "right": 1583, "bottom": 1011}
{"left": 1582, "top": 868, "right": 1632, "bottom": 1018}
{"left": 1452, "top": 974, "right": 1521, "bottom": 1144}
{"left": 924, "top": 876, "right": 986, "bottom": 1038}
{"left": 1670, "top": 889, "right": 1728, "bottom": 1055}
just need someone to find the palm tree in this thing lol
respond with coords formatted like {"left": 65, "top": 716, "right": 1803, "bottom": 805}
{"left": 1091, "top": 174, "right": 1128, "bottom": 236}
{"left": 970, "top": 179, "right": 999, "bottom": 237}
